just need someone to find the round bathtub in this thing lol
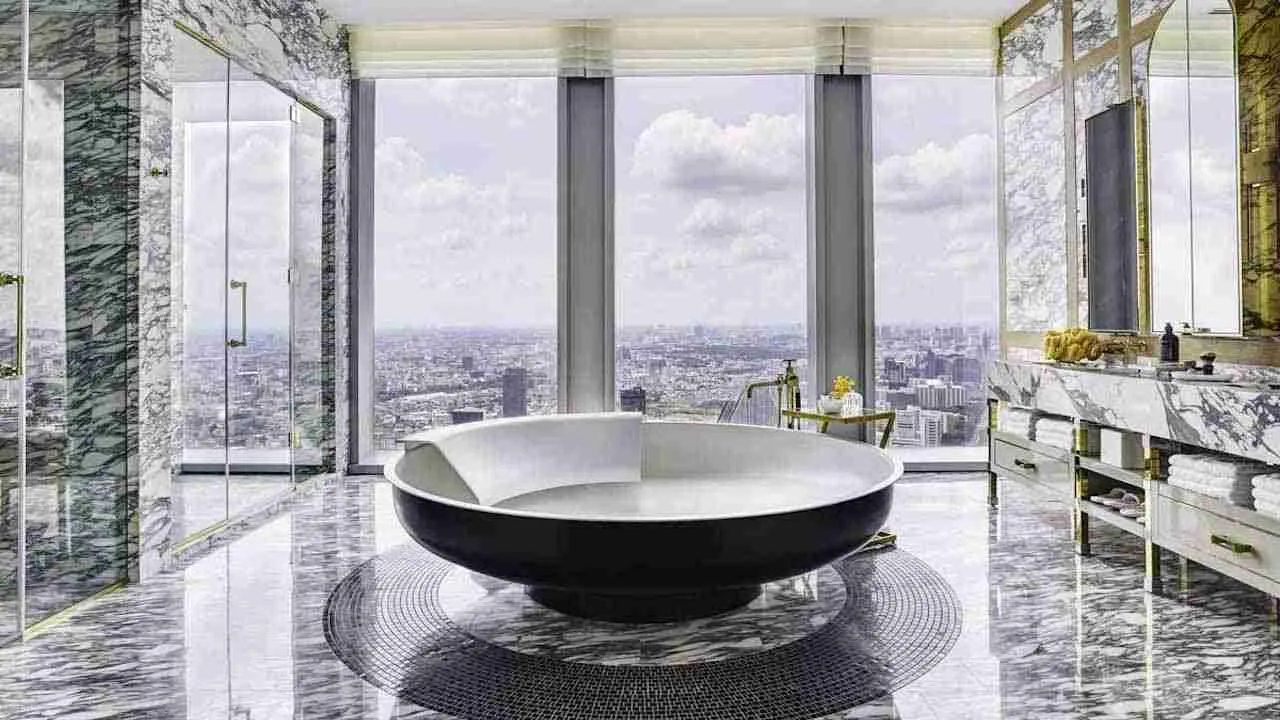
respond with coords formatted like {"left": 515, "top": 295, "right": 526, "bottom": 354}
{"left": 386, "top": 413, "right": 900, "bottom": 622}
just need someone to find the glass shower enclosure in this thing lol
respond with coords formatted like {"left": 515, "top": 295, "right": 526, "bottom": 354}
{"left": 0, "top": 0, "right": 136, "bottom": 643}
{"left": 170, "top": 25, "right": 327, "bottom": 542}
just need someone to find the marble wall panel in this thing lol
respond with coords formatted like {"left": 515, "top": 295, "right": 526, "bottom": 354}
{"left": 1073, "top": 0, "right": 1118, "bottom": 58}
{"left": 1005, "top": 89, "right": 1069, "bottom": 331}
{"left": 1003, "top": 0, "right": 1065, "bottom": 100}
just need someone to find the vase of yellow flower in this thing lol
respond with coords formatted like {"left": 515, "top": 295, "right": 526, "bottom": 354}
{"left": 816, "top": 376, "right": 855, "bottom": 415}
{"left": 829, "top": 375, "right": 863, "bottom": 417}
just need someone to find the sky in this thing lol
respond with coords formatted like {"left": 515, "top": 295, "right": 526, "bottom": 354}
{"left": 366, "top": 74, "right": 1002, "bottom": 330}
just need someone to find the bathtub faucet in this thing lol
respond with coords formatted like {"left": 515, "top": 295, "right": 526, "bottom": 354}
{"left": 745, "top": 359, "right": 801, "bottom": 429}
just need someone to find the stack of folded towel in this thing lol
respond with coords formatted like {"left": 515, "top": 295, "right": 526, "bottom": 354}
{"left": 1034, "top": 417, "right": 1075, "bottom": 451}
{"left": 998, "top": 407, "right": 1033, "bottom": 439}
{"left": 1252, "top": 474, "right": 1280, "bottom": 519}
{"left": 1167, "top": 454, "right": 1272, "bottom": 507}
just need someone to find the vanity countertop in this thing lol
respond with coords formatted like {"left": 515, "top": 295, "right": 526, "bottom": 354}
{"left": 988, "top": 360, "right": 1280, "bottom": 465}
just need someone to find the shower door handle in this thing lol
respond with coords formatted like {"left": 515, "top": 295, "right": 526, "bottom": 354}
{"left": 227, "top": 279, "right": 248, "bottom": 348}
{"left": 0, "top": 272, "right": 23, "bottom": 379}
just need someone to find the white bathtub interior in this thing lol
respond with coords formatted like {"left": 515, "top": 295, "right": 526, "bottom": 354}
{"left": 391, "top": 414, "right": 901, "bottom": 520}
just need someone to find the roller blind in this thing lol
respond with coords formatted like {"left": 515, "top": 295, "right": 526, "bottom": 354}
{"left": 349, "top": 19, "right": 997, "bottom": 78}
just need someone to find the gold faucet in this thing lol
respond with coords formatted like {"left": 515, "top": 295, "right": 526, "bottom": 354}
{"left": 746, "top": 359, "right": 801, "bottom": 429}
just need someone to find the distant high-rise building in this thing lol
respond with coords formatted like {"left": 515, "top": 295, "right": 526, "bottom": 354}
{"left": 450, "top": 408, "right": 484, "bottom": 425}
{"left": 883, "top": 358, "right": 908, "bottom": 386}
{"left": 502, "top": 367, "right": 528, "bottom": 417}
{"left": 461, "top": 355, "right": 475, "bottom": 372}
{"left": 620, "top": 386, "right": 647, "bottom": 413}
{"left": 916, "top": 381, "right": 965, "bottom": 409}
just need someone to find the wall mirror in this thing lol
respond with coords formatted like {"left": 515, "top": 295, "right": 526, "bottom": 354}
{"left": 1147, "top": 0, "right": 1241, "bottom": 335}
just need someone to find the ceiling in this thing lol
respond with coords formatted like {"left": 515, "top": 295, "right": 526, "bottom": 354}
{"left": 321, "top": 0, "right": 1024, "bottom": 25}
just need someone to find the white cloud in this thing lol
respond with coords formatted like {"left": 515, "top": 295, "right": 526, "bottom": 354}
{"left": 631, "top": 110, "right": 804, "bottom": 195}
{"left": 372, "top": 136, "right": 557, "bottom": 327}
{"left": 874, "top": 133, "right": 996, "bottom": 213}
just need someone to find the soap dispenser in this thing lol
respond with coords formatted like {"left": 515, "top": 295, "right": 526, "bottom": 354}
{"left": 1159, "top": 323, "right": 1180, "bottom": 364}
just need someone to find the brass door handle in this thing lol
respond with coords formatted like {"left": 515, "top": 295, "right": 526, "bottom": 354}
{"left": 227, "top": 279, "right": 248, "bottom": 348}
{"left": 1014, "top": 458, "right": 1037, "bottom": 470}
{"left": 1210, "top": 534, "right": 1253, "bottom": 555}
{"left": 0, "top": 272, "right": 23, "bottom": 378}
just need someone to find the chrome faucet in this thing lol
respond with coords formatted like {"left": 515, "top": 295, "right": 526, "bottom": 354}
{"left": 746, "top": 359, "right": 801, "bottom": 429}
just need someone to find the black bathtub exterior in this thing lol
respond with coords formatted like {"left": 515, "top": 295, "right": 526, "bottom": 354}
{"left": 393, "top": 482, "right": 893, "bottom": 620}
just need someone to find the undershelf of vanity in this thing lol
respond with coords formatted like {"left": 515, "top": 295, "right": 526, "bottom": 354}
{"left": 989, "top": 413, "right": 1280, "bottom": 601}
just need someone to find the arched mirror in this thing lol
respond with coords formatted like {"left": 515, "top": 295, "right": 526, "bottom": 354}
{"left": 1147, "top": 0, "right": 1241, "bottom": 335}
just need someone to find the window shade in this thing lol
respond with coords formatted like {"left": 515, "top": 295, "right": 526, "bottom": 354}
{"left": 349, "top": 19, "right": 997, "bottom": 79}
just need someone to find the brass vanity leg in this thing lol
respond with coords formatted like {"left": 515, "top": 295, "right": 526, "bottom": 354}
{"left": 987, "top": 399, "right": 999, "bottom": 507}
{"left": 1074, "top": 469, "right": 1091, "bottom": 556}
{"left": 1144, "top": 541, "right": 1163, "bottom": 593}
{"left": 1177, "top": 555, "right": 1191, "bottom": 595}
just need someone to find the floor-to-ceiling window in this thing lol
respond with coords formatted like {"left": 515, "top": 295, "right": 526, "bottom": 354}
{"left": 613, "top": 76, "right": 808, "bottom": 422}
{"left": 871, "top": 76, "right": 999, "bottom": 457}
{"left": 372, "top": 78, "right": 557, "bottom": 450}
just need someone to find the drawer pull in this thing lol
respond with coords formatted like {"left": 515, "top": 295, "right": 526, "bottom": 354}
{"left": 1210, "top": 534, "right": 1254, "bottom": 555}
{"left": 1013, "top": 458, "right": 1037, "bottom": 470}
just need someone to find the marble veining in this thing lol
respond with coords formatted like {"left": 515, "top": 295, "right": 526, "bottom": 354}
{"left": 4, "top": 474, "right": 1280, "bottom": 719}
{"left": 1004, "top": 89, "right": 1068, "bottom": 332}
{"left": 990, "top": 359, "right": 1280, "bottom": 466}
{"left": 1072, "top": 0, "right": 1118, "bottom": 58}
{"left": 1002, "top": 0, "right": 1064, "bottom": 101}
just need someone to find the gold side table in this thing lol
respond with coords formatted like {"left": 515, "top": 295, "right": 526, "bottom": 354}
{"left": 781, "top": 409, "right": 897, "bottom": 449}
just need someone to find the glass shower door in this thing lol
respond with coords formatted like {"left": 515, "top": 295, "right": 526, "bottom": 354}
{"left": 173, "top": 28, "right": 230, "bottom": 539}
{"left": 0, "top": 46, "right": 23, "bottom": 644}
{"left": 226, "top": 66, "right": 293, "bottom": 512}
{"left": 291, "top": 103, "right": 325, "bottom": 478}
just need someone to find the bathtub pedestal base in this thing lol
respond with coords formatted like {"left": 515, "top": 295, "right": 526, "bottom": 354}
{"left": 528, "top": 585, "right": 762, "bottom": 623}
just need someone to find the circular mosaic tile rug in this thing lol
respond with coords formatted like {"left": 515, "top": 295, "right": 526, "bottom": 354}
{"left": 324, "top": 544, "right": 962, "bottom": 720}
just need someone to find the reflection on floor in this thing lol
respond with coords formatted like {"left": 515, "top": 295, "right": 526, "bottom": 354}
{"left": 2, "top": 473, "right": 1279, "bottom": 719}
{"left": 171, "top": 473, "right": 293, "bottom": 541}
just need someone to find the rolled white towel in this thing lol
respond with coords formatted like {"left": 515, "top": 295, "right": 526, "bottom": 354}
{"left": 1168, "top": 454, "right": 1272, "bottom": 478}
{"left": 1168, "top": 467, "right": 1252, "bottom": 491}
{"left": 1252, "top": 474, "right": 1280, "bottom": 492}
{"left": 1253, "top": 486, "right": 1280, "bottom": 506}
{"left": 1254, "top": 499, "right": 1280, "bottom": 518}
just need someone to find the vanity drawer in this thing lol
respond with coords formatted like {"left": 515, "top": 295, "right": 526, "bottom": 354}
{"left": 992, "top": 439, "right": 1072, "bottom": 495}
{"left": 1154, "top": 494, "right": 1280, "bottom": 577}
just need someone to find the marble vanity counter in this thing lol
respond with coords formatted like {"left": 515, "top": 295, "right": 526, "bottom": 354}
{"left": 989, "top": 360, "right": 1280, "bottom": 465}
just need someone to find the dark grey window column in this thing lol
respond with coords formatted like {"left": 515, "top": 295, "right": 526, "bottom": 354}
{"left": 808, "top": 75, "right": 876, "bottom": 441}
{"left": 558, "top": 77, "right": 614, "bottom": 413}
{"left": 350, "top": 79, "right": 377, "bottom": 468}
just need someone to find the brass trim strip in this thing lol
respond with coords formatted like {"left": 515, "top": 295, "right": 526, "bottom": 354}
{"left": 1002, "top": 73, "right": 1064, "bottom": 117}
{"left": 173, "top": 519, "right": 230, "bottom": 554}
{"left": 22, "top": 581, "right": 127, "bottom": 641}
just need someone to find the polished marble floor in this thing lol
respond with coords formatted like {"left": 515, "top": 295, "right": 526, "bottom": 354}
{"left": 1, "top": 472, "right": 1279, "bottom": 719}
